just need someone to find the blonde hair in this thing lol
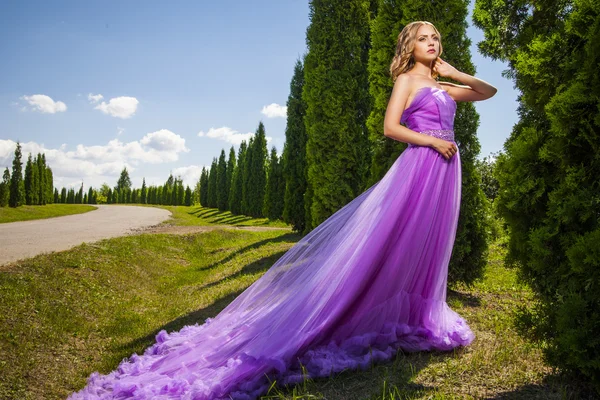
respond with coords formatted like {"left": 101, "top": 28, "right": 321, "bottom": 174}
{"left": 389, "top": 21, "right": 444, "bottom": 82}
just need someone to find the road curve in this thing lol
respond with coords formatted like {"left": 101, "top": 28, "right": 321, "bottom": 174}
{"left": 0, "top": 205, "right": 171, "bottom": 265}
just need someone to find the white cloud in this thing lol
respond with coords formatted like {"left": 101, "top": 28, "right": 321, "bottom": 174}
{"left": 198, "top": 126, "right": 273, "bottom": 146}
{"left": 88, "top": 93, "right": 104, "bottom": 103}
{"left": 171, "top": 165, "right": 205, "bottom": 188}
{"left": 140, "top": 129, "right": 187, "bottom": 153}
{"left": 93, "top": 96, "right": 139, "bottom": 119}
{"left": 198, "top": 126, "right": 254, "bottom": 145}
{"left": 20, "top": 94, "right": 67, "bottom": 114}
{"left": 0, "top": 132, "right": 189, "bottom": 189}
{"left": 261, "top": 103, "right": 287, "bottom": 118}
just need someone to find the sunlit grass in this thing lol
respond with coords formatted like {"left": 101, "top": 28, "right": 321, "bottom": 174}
{"left": 0, "top": 204, "right": 97, "bottom": 223}
{"left": 0, "top": 211, "right": 596, "bottom": 399}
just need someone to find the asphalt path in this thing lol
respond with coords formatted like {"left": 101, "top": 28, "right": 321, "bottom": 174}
{"left": 0, "top": 205, "right": 171, "bottom": 265}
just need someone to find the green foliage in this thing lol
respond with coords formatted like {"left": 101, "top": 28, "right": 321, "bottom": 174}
{"left": 208, "top": 158, "right": 218, "bottom": 208}
{"left": 474, "top": 0, "right": 600, "bottom": 389}
{"left": 303, "top": 0, "right": 372, "bottom": 232}
{"left": 116, "top": 167, "right": 132, "bottom": 192}
{"left": 0, "top": 168, "right": 10, "bottom": 207}
{"left": 263, "top": 146, "right": 285, "bottom": 220}
{"left": 282, "top": 58, "right": 309, "bottom": 233}
{"left": 9, "top": 142, "right": 25, "bottom": 207}
{"left": 229, "top": 142, "right": 246, "bottom": 213}
{"left": 217, "top": 149, "right": 228, "bottom": 211}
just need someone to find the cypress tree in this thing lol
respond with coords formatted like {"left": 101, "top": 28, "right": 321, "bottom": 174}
{"left": 263, "top": 147, "right": 285, "bottom": 220}
{"left": 67, "top": 188, "right": 75, "bottom": 204}
{"left": 141, "top": 178, "right": 147, "bottom": 204}
{"left": 207, "top": 158, "right": 218, "bottom": 208}
{"left": 9, "top": 142, "right": 25, "bottom": 207}
{"left": 60, "top": 187, "right": 67, "bottom": 203}
{"left": 184, "top": 186, "right": 192, "bottom": 206}
{"left": 475, "top": 0, "right": 600, "bottom": 388}
{"left": 24, "top": 154, "right": 34, "bottom": 205}
{"left": 87, "top": 187, "right": 94, "bottom": 204}
{"left": 229, "top": 141, "right": 247, "bottom": 214}
{"left": 45, "top": 165, "right": 53, "bottom": 204}
{"left": 241, "top": 137, "right": 254, "bottom": 215}
{"left": 177, "top": 179, "right": 184, "bottom": 206}
{"left": 247, "top": 122, "right": 268, "bottom": 217}
{"left": 303, "top": 0, "right": 372, "bottom": 232}
{"left": 282, "top": 58, "right": 309, "bottom": 233}
{"left": 200, "top": 167, "right": 209, "bottom": 207}
{"left": 225, "top": 146, "right": 236, "bottom": 211}
{"left": 0, "top": 168, "right": 10, "bottom": 207}
{"left": 37, "top": 153, "right": 46, "bottom": 205}
{"left": 53, "top": 188, "right": 59, "bottom": 203}
{"left": 217, "top": 149, "right": 228, "bottom": 211}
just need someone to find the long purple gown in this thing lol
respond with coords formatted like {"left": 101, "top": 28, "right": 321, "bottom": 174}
{"left": 69, "top": 86, "right": 475, "bottom": 399}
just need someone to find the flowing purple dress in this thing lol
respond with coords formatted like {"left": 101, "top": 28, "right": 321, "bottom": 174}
{"left": 69, "top": 86, "right": 474, "bottom": 400}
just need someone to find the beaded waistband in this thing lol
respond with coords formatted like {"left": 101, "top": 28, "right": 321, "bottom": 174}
{"left": 409, "top": 129, "right": 455, "bottom": 146}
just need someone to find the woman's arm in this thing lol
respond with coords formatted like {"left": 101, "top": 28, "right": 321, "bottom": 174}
{"left": 435, "top": 57, "right": 497, "bottom": 102}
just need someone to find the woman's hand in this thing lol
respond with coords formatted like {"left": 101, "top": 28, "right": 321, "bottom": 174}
{"left": 433, "top": 57, "right": 459, "bottom": 80}
{"left": 430, "top": 138, "right": 458, "bottom": 160}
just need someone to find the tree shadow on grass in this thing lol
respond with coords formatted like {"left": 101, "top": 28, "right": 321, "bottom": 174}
{"left": 447, "top": 288, "right": 482, "bottom": 308}
{"left": 196, "top": 231, "right": 302, "bottom": 272}
{"left": 487, "top": 373, "right": 599, "bottom": 400}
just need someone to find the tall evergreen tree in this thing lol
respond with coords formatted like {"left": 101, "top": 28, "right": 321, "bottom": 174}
{"left": 53, "top": 188, "right": 59, "bottom": 203}
{"left": 263, "top": 147, "right": 285, "bottom": 220}
{"left": 241, "top": 137, "right": 254, "bottom": 215}
{"left": 475, "top": 0, "right": 600, "bottom": 388}
{"left": 87, "top": 187, "right": 94, "bottom": 204}
{"left": 303, "top": 0, "right": 372, "bottom": 232}
{"left": 207, "top": 158, "right": 218, "bottom": 208}
{"left": 116, "top": 167, "right": 132, "bottom": 192}
{"left": 60, "top": 187, "right": 67, "bottom": 203}
{"left": 229, "top": 141, "right": 247, "bottom": 214}
{"left": 184, "top": 185, "right": 192, "bottom": 206}
{"left": 0, "top": 168, "right": 10, "bottom": 207}
{"left": 217, "top": 149, "right": 228, "bottom": 211}
{"left": 225, "top": 146, "right": 236, "bottom": 210}
{"left": 45, "top": 164, "right": 53, "bottom": 204}
{"left": 282, "top": 58, "right": 309, "bottom": 233}
{"left": 141, "top": 178, "right": 147, "bottom": 204}
{"left": 199, "top": 167, "right": 209, "bottom": 207}
{"left": 36, "top": 154, "right": 45, "bottom": 205}
{"left": 9, "top": 142, "right": 25, "bottom": 207}
{"left": 251, "top": 123, "right": 268, "bottom": 217}
{"left": 24, "top": 154, "right": 35, "bottom": 205}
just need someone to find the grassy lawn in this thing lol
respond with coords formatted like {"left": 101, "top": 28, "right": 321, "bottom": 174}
{"left": 156, "top": 205, "right": 291, "bottom": 227}
{"left": 0, "top": 204, "right": 97, "bottom": 224}
{"left": 0, "top": 207, "right": 595, "bottom": 399}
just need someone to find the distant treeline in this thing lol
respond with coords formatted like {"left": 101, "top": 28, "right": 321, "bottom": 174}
{"left": 0, "top": 142, "right": 54, "bottom": 208}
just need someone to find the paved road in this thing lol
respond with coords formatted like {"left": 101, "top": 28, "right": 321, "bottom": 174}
{"left": 0, "top": 205, "right": 171, "bottom": 265}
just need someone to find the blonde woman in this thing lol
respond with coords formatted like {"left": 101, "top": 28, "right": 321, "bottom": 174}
{"left": 70, "top": 21, "right": 496, "bottom": 400}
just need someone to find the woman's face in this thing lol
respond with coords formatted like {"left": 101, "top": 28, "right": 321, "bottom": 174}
{"left": 413, "top": 24, "right": 439, "bottom": 62}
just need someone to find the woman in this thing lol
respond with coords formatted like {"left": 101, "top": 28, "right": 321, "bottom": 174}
{"left": 69, "top": 21, "right": 497, "bottom": 400}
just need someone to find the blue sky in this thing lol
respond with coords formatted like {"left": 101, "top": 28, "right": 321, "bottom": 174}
{"left": 0, "top": 1, "right": 518, "bottom": 190}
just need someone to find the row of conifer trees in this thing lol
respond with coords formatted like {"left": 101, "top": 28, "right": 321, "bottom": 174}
{"left": 0, "top": 142, "right": 54, "bottom": 208}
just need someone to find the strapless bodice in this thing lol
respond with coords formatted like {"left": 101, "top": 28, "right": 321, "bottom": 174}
{"left": 400, "top": 86, "right": 456, "bottom": 142}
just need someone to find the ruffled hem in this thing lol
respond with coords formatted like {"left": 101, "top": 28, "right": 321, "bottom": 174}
{"left": 69, "top": 315, "right": 473, "bottom": 400}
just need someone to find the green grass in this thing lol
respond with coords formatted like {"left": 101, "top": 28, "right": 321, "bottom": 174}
{"left": 156, "top": 205, "right": 291, "bottom": 227}
{"left": 0, "top": 204, "right": 97, "bottom": 223}
{"left": 0, "top": 207, "right": 596, "bottom": 399}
